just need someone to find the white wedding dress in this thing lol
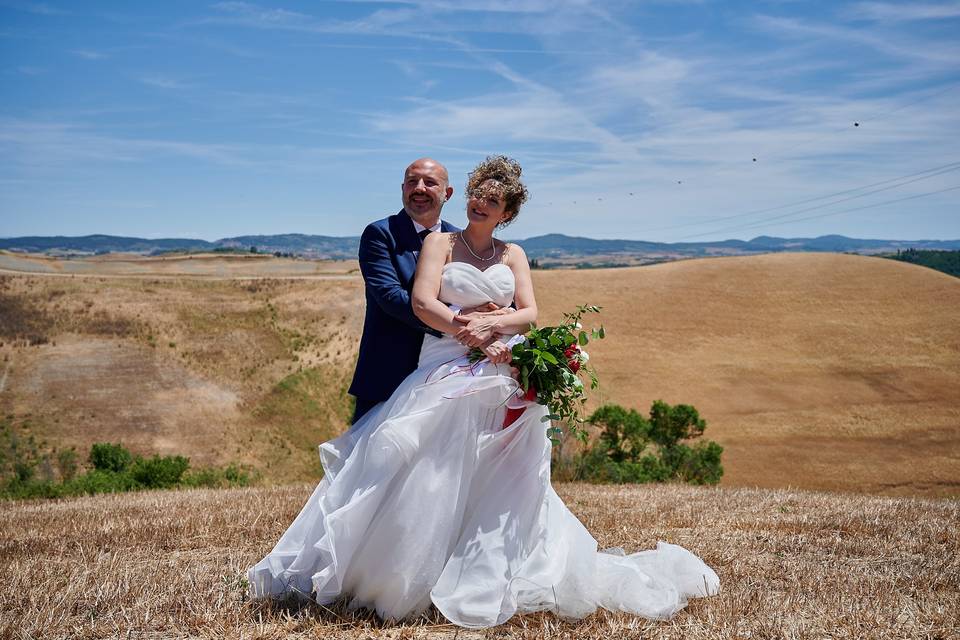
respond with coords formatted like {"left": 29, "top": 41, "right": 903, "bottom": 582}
{"left": 247, "top": 262, "right": 719, "bottom": 628}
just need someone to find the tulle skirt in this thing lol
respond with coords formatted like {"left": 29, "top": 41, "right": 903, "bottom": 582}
{"left": 247, "top": 335, "right": 719, "bottom": 627}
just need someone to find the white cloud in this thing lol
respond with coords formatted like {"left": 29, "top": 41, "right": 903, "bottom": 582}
{"left": 851, "top": 1, "right": 960, "bottom": 21}
{"left": 749, "top": 13, "right": 960, "bottom": 65}
{"left": 70, "top": 49, "right": 107, "bottom": 60}
{"left": 138, "top": 75, "right": 188, "bottom": 90}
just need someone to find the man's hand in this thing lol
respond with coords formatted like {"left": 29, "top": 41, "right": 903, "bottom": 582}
{"left": 454, "top": 315, "right": 499, "bottom": 347}
{"left": 457, "top": 302, "right": 515, "bottom": 321}
{"left": 453, "top": 303, "right": 515, "bottom": 346}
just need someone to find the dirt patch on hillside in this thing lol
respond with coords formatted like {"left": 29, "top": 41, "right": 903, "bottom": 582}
{"left": 0, "top": 274, "right": 365, "bottom": 481}
{"left": 6, "top": 335, "right": 241, "bottom": 464}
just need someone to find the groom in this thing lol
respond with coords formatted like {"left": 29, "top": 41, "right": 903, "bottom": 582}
{"left": 348, "top": 158, "right": 463, "bottom": 423}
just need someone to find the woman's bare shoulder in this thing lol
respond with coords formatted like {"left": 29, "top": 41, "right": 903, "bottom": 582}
{"left": 502, "top": 242, "right": 528, "bottom": 265}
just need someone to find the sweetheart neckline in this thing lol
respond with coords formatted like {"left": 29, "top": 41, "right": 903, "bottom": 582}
{"left": 442, "top": 261, "right": 514, "bottom": 276}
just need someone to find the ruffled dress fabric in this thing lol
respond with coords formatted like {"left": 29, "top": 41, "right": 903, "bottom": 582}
{"left": 247, "top": 262, "right": 719, "bottom": 627}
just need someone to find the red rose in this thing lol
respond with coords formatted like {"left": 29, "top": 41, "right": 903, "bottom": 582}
{"left": 564, "top": 345, "right": 577, "bottom": 358}
{"left": 568, "top": 359, "right": 581, "bottom": 373}
{"left": 523, "top": 386, "right": 537, "bottom": 402}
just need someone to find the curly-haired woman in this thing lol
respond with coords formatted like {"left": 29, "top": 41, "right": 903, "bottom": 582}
{"left": 247, "top": 156, "right": 719, "bottom": 628}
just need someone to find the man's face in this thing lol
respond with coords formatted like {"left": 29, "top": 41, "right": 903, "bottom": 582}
{"left": 402, "top": 159, "right": 453, "bottom": 224}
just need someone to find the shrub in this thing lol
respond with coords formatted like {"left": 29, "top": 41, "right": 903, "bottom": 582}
{"left": 676, "top": 440, "right": 724, "bottom": 485}
{"left": 56, "top": 447, "right": 78, "bottom": 481}
{"left": 131, "top": 455, "right": 190, "bottom": 488}
{"left": 89, "top": 442, "right": 133, "bottom": 473}
{"left": 3, "top": 437, "right": 253, "bottom": 501}
{"left": 181, "top": 463, "right": 252, "bottom": 489}
{"left": 566, "top": 400, "right": 724, "bottom": 486}
{"left": 67, "top": 469, "right": 140, "bottom": 495}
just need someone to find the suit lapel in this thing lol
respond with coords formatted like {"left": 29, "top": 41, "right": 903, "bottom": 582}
{"left": 393, "top": 209, "right": 420, "bottom": 252}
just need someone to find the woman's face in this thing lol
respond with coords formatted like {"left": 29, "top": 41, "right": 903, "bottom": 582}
{"left": 466, "top": 179, "right": 510, "bottom": 227}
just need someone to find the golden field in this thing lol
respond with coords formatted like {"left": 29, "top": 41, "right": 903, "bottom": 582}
{"left": 2, "top": 250, "right": 959, "bottom": 639}
{"left": 1, "top": 250, "right": 957, "bottom": 496}
{"left": 1, "top": 482, "right": 957, "bottom": 639}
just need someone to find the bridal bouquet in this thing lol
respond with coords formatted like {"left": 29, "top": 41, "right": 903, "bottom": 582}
{"left": 472, "top": 304, "right": 605, "bottom": 443}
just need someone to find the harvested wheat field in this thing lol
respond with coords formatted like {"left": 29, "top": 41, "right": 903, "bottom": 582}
{"left": 0, "top": 483, "right": 957, "bottom": 639}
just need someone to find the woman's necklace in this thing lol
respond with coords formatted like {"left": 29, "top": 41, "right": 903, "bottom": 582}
{"left": 459, "top": 232, "right": 496, "bottom": 261}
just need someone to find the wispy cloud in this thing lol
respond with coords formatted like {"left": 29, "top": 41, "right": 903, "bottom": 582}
{"left": 0, "top": 119, "right": 249, "bottom": 166}
{"left": 138, "top": 75, "right": 189, "bottom": 90}
{"left": 1, "top": 1, "right": 70, "bottom": 16}
{"left": 70, "top": 48, "right": 107, "bottom": 60}
{"left": 208, "top": 1, "right": 418, "bottom": 36}
{"left": 749, "top": 13, "right": 960, "bottom": 65}
{"left": 850, "top": 1, "right": 960, "bottom": 21}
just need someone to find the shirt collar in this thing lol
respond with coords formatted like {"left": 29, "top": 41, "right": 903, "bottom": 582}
{"left": 411, "top": 218, "right": 442, "bottom": 234}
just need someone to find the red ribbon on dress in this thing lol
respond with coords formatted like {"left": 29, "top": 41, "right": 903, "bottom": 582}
{"left": 502, "top": 385, "right": 537, "bottom": 429}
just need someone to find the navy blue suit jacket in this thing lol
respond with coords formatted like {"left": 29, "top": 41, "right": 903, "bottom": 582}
{"left": 348, "top": 209, "right": 460, "bottom": 403}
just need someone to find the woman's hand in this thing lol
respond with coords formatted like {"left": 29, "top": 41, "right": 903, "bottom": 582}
{"left": 454, "top": 315, "right": 500, "bottom": 347}
{"left": 481, "top": 339, "right": 513, "bottom": 364}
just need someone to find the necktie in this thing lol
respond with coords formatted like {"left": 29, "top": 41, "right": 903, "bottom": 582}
{"left": 418, "top": 229, "right": 432, "bottom": 242}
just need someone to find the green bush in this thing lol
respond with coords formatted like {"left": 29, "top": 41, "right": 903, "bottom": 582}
{"left": 566, "top": 400, "right": 724, "bottom": 486}
{"left": 181, "top": 463, "right": 252, "bottom": 489}
{"left": 2, "top": 438, "right": 251, "bottom": 500}
{"left": 56, "top": 447, "right": 78, "bottom": 481}
{"left": 131, "top": 454, "right": 190, "bottom": 488}
{"left": 89, "top": 442, "right": 133, "bottom": 473}
{"left": 66, "top": 469, "right": 140, "bottom": 495}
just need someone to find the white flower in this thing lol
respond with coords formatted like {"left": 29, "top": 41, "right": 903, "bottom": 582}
{"left": 574, "top": 322, "right": 582, "bottom": 329}
{"left": 579, "top": 350, "right": 589, "bottom": 362}
{"left": 573, "top": 378, "right": 584, "bottom": 390}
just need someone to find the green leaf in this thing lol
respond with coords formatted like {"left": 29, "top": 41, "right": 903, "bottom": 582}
{"left": 540, "top": 351, "right": 558, "bottom": 365}
{"left": 578, "top": 331, "right": 588, "bottom": 346}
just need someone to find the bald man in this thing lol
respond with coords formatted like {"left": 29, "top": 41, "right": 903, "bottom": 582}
{"left": 347, "top": 158, "right": 462, "bottom": 423}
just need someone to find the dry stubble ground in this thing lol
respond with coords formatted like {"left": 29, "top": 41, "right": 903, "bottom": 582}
{"left": 1, "top": 483, "right": 957, "bottom": 640}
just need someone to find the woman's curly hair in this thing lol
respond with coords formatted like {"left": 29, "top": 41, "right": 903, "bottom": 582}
{"left": 465, "top": 155, "right": 529, "bottom": 228}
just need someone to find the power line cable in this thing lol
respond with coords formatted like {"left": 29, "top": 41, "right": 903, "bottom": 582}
{"left": 639, "top": 160, "right": 960, "bottom": 234}
{"left": 674, "top": 163, "right": 960, "bottom": 239}
{"left": 678, "top": 184, "right": 960, "bottom": 239}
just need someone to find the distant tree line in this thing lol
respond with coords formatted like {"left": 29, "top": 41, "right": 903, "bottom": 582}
{"left": 886, "top": 249, "right": 960, "bottom": 278}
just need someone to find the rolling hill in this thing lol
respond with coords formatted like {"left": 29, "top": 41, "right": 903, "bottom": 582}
{"left": 1, "top": 252, "right": 957, "bottom": 496}
{"left": 2, "top": 232, "right": 958, "bottom": 262}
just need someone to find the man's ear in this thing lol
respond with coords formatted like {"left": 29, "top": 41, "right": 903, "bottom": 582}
{"left": 445, "top": 186, "right": 454, "bottom": 202}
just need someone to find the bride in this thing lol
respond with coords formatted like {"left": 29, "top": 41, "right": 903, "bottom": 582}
{"left": 247, "top": 156, "right": 720, "bottom": 628}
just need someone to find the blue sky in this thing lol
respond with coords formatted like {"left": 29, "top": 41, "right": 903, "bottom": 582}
{"left": 1, "top": 0, "right": 958, "bottom": 241}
